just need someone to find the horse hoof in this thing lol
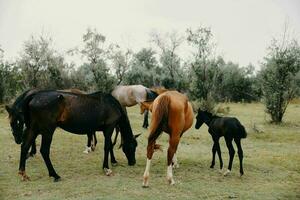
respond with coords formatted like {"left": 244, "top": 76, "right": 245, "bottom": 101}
{"left": 210, "top": 165, "right": 214, "bottom": 169}
{"left": 104, "top": 168, "right": 113, "bottom": 176}
{"left": 111, "top": 162, "right": 118, "bottom": 166}
{"left": 21, "top": 175, "right": 30, "bottom": 181}
{"left": 172, "top": 163, "right": 179, "bottom": 169}
{"left": 54, "top": 177, "right": 61, "bottom": 182}
{"left": 168, "top": 179, "right": 175, "bottom": 185}
{"left": 142, "top": 185, "right": 149, "bottom": 188}
{"left": 217, "top": 168, "right": 223, "bottom": 174}
{"left": 223, "top": 169, "right": 231, "bottom": 176}
{"left": 19, "top": 171, "right": 30, "bottom": 181}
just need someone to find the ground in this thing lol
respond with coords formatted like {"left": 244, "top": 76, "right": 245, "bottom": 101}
{"left": 0, "top": 103, "right": 299, "bottom": 200}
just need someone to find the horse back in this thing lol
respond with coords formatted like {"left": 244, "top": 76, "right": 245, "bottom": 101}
{"left": 152, "top": 91, "right": 193, "bottom": 134}
{"left": 210, "top": 117, "right": 246, "bottom": 138}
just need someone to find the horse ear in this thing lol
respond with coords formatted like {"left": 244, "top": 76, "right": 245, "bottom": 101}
{"left": 5, "top": 105, "right": 12, "bottom": 114}
{"left": 134, "top": 133, "right": 142, "bottom": 139}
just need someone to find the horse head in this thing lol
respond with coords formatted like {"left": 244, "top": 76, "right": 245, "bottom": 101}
{"left": 121, "top": 133, "right": 141, "bottom": 166}
{"left": 140, "top": 101, "right": 153, "bottom": 114}
{"left": 5, "top": 105, "right": 24, "bottom": 144}
{"left": 195, "top": 109, "right": 213, "bottom": 129}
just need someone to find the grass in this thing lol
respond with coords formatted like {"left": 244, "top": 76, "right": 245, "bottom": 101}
{"left": 0, "top": 103, "right": 299, "bottom": 200}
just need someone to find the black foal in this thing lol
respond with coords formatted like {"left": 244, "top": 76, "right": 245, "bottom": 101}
{"left": 195, "top": 109, "right": 247, "bottom": 176}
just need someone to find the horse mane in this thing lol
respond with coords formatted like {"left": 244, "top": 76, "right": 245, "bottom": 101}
{"left": 12, "top": 89, "right": 35, "bottom": 111}
{"left": 150, "top": 87, "right": 168, "bottom": 95}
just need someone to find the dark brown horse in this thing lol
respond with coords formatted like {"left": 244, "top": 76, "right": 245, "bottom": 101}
{"left": 6, "top": 90, "right": 139, "bottom": 182}
{"left": 6, "top": 89, "right": 97, "bottom": 156}
{"left": 142, "top": 91, "right": 194, "bottom": 187}
{"left": 195, "top": 109, "right": 247, "bottom": 176}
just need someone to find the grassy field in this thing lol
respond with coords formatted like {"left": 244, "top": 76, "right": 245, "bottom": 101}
{"left": 0, "top": 103, "right": 299, "bottom": 200}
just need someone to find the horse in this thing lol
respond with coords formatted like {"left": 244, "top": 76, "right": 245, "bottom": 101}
{"left": 195, "top": 109, "right": 247, "bottom": 176}
{"left": 5, "top": 89, "right": 97, "bottom": 156}
{"left": 111, "top": 85, "right": 158, "bottom": 129}
{"left": 6, "top": 90, "right": 139, "bottom": 182}
{"left": 142, "top": 91, "right": 194, "bottom": 187}
{"left": 139, "top": 87, "right": 168, "bottom": 128}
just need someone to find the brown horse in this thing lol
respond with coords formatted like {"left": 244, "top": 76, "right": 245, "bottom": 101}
{"left": 142, "top": 91, "right": 194, "bottom": 187}
{"left": 6, "top": 90, "right": 139, "bottom": 182}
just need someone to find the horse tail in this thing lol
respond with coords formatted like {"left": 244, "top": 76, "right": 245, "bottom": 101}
{"left": 146, "top": 88, "right": 158, "bottom": 101}
{"left": 148, "top": 95, "right": 170, "bottom": 142}
{"left": 239, "top": 124, "right": 247, "bottom": 139}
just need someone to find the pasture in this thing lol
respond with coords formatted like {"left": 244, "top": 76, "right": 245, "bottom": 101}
{"left": 0, "top": 103, "right": 299, "bottom": 200}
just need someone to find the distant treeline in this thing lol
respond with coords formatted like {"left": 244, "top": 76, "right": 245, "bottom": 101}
{"left": 1, "top": 27, "right": 299, "bottom": 122}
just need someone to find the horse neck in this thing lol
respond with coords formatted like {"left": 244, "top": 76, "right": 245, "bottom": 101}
{"left": 118, "top": 113, "right": 134, "bottom": 143}
{"left": 204, "top": 114, "right": 219, "bottom": 126}
{"left": 13, "top": 90, "right": 30, "bottom": 110}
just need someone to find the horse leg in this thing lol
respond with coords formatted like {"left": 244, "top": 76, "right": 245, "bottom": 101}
{"left": 234, "top": 138, "right": 244, "bottom": 176}
{"left": 172, "top": 153, "right": 179, "bottom": 169}
{"left": 142, "top": 110, "right": 149, "bottom": 129}
{"left": 102, "top": 126, "right": 114, "bottom": 176}
{"left": 215, "top": 140, "right": 223, "bottom": 171}
{"left": 110, "top": 144, "right": 118, "bottom": 166}
{"left": 19, "top": 128, "right": 36, "bottom": 181}
{"left": 142, "top": 138, "right": 156, "bottom": 188}
{"left": 224, "top": 137, "right": 235, "bottom": 176}
{"left": 40, "top": 132, "right": 61, "bottom": 182}
{"left": 91, "top": 132, "right": 97, "bottom": 151}
{"left": 83, "top": 133, "right": 93, "bottom": 154}
{"left": 112, "top": 126, "right": 119, "bottom": 147}
{"left": 210, "top": 142, "right": 217, "bottom": 168}
{"left": 167, "top": 135, "right": 180, "bottom": 185}
{"left": 27, "top": 139, "right": 37, "bottom": 158}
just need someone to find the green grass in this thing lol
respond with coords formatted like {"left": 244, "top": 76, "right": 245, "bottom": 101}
{"left": 0, "top": 103, "right": 299, "bottom": 200}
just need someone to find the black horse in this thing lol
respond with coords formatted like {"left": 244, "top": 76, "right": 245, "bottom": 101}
{"left": 6, "top": 90, "right": 139, "bottom": 182}
{"left": 5, "top": 89, "right": 98, "bottom": 157}
{"left": 195, "top": 109, "right": 247, "bottom": 176}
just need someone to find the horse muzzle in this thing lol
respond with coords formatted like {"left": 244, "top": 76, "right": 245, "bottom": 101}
{"left": 15, "top": 138, "right": 22, "bottom": 144}
{"left": 128, "top": 159, "right": 136, "bottom": 166}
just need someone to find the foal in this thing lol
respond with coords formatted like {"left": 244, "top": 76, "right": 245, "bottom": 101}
{"left": 195, "top": 109, "right": 247, "bottom": 176}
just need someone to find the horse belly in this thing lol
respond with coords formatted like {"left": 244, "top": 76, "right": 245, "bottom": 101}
{"left": 58, "top": 115, "right": 104, "bottom": 134}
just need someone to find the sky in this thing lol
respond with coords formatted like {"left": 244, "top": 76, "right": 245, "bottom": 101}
{"left": 0, "top": 0, "right": 300, "bottom": 68}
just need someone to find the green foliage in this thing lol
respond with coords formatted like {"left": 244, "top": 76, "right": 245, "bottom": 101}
{"left": 17, "top": 35, "right": 69, "bottom": 89}
{"left": 111, "top": 48, "right": 132, "bottom": 85}
{"left": 261, "top": 38, "right": 300, "bottom": 123}
{"left": 79, "top": 28, "right": 116, "bottom": 92}
{"left": 125, "top": 48, "right": 160, "bottom": 87}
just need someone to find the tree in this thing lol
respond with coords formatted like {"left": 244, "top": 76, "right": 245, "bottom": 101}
{"left": 186, "top": 26, "right": 216, "bottom": 100}
{"left": 150, "top": 31, "right": 186, "bottom": 89}
{"left": 260, "top": 34, "right": 300, "bottom": 123}
{"left": 0, "top": 48, "right": 22, "bottom": 103}
{"left": 111, "top": 48, "right": 132, "bottom": 85}
{"left": 17, "top": 35, "right": 68, "bottom": 89}
{"left": 124, "top": 48, "right": 160, "bottom": 87}
{"left": 79, "top": 28, "right": 116, "bottom": 92}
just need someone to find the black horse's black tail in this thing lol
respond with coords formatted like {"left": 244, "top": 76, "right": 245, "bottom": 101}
{"left": 146, "top": 88, "right": 159, "bottom": 101}
{"left": 240, "top": 124, "right": 247, "bottom": 139}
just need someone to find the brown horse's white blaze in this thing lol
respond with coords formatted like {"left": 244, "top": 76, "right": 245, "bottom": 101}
{"left": 142, "top": 91, "right": 194, "bottom": 187}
